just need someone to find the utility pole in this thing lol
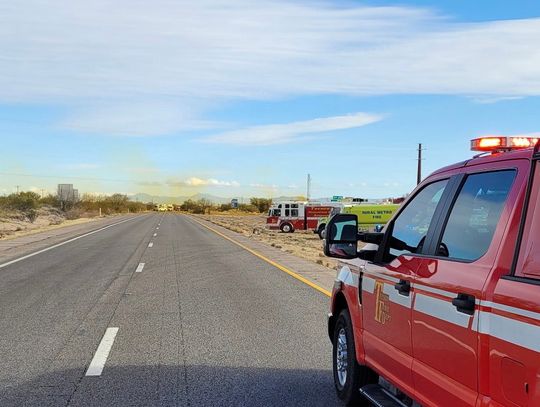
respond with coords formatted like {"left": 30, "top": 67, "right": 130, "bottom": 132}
{"left": 16, "top": 185, "right": 20, "bottom": 195}
{"left": 417, "top": 143, "right": 423, "bottom": 185}
{"left": 306, "top": 174, "right": 311, "bottom": 201}
{"left": 41, "top": 189, "right": 45, "bottom": 198}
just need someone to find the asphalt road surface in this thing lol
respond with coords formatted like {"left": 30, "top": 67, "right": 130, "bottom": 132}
{"left": 0, "top": 213, "right": 339, "bottom": 406}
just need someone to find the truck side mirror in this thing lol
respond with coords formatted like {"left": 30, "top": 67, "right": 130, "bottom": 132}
{"left": 324, "top": 214, "right": 358, "bottom": 259}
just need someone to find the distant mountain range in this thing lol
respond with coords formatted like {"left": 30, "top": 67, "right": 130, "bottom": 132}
{"left": 129, "top": 193, "right": 307, "bottom": 205}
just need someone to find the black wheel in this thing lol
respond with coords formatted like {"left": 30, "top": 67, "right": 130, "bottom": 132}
{"left": 317, "top": 224, "right": 326, "bottom": 240}
{"left": 333, "top": 309, "right": 376, "bottom": 406}
{"left": 280, "top": 223, "right": 293, "bottom": 233}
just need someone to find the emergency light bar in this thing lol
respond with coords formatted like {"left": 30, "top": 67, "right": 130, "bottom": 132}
{"left": 471, "top": 136, "right": 540, "bottom": 152}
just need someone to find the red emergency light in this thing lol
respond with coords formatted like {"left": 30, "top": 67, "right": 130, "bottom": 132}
{"left": 471, "top": 136, "right": 540, "bottom": 152}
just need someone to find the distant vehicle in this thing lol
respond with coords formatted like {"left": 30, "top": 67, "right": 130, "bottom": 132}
{"left": 266, "top": 201, "right": 341, "bottom": 233}
{"left": 153, "top": 204, "right": 159, "bottom": 211}
{"left": 315, "top": 203, "right": 400, "bottom": 239}
{"left": 167, "top": 204, "right": 173, "bottom": 211}
{"left": 157, "top": 204, "right": 168, "bottom": 212}
{"left": 324, "top": 136, "right": 540, "bottom": 406}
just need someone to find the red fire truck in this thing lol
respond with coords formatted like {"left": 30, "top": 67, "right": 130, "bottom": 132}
{"left": 266, "top": 201, "right": 341, "bottom": 232}
{"left": 324, "top": 136, "right": 540, "bottom": 406}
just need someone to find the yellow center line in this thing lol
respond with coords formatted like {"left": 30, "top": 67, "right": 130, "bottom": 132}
{"left": 188, "top": 216, "right": 332, "bottom": 297}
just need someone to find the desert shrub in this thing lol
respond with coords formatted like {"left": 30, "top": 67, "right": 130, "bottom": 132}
{"left": 65, "top": 208, "right": 83, "bottom": 220}
{"left": 238, "top": 204, "right": 258, "bottom": 212}
{"left": 76, "top": 193, "right": 146, "bottom": 214}
{"left": 26, "top": 209, "right": 38, "bottom": 223}
{"left": 40, "top": 194, "right": 61, "bottom": 208}
{"left": 219, "top": 203, "right": 233, "bottom": 211}
{"left": 103, "top": 194, "right": 129, "bottom": 212}
{"left": 1, "top": 192, "right": 41, "bottom": 212}
{"left": 180, "top": 199, "right": 197, "bottom": 212}
{"left": 249, "top": 198, "right": 272, "bottom": 213}
{"left": 181, "top": 198, "right": 214, "bottom": 214}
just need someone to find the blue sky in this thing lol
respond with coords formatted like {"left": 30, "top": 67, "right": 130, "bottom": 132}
{"left": 1, "top": 0, "right": 540, "bottom": 200}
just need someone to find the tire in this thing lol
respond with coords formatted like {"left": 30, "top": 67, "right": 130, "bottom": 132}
{"left": 333, "top": 309, "right": 376, "bottom": 406}
{"left": 280, "top": 223, "right": 293, "bottom": 233}
{"left": 317, "top": 224, "right": 326, "bottom": 240}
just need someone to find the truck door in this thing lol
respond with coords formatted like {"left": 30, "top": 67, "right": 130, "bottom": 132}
{"left": 411, "top": 166, "right": 520, "bottom": 407}
{"left": 361, "top": 178, "right": 450, "bottom": 396}
{"left": 484, "top": 156, "right": 540, "bottom": 407}
{"left": 266, "top": 206, "right": 281, "bottom": 227}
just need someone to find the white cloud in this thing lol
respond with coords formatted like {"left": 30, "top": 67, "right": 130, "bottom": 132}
{"left": 2, "top": 1, "right": 540, "bottom": 135}
{"left": 470, "top": 96, "right": 525, "bottom": 105}
{"left": 169, "top": 177, "right": 240, "bottom": 187}
{"left": 204, "top": 112, "right": 383, "bottom": 145}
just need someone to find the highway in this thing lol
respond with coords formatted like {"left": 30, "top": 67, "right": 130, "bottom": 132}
{"left": 0, "top": 213, "right": 339, "bottom": 406}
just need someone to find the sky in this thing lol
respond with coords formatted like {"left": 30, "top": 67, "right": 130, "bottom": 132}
{"left": 1, "top": 0, "right": 540, "bottom": 200}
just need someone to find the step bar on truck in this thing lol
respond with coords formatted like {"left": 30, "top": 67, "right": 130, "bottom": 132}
{"left": 359, "top": 384, "right": 409, "bottom": 407}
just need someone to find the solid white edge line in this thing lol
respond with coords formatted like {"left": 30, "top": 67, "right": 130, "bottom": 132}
{"left": 148, "top": 242, "right": 154, "bottom": 247}
{"left": 0, "top": 217, "right": 139, "bottom": 269}
{"left": 85, "top": 327, "right": 119, "bottom": 376}
{"left": 135, "top": 263, "right": 145, "bottom": 273}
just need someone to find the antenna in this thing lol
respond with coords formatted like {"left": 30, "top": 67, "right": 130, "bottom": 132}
{"left": 307, "top": 174, "right": 311, "bottom": 201}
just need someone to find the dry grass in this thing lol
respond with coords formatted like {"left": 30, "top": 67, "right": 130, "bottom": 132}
{"left": 195, "top": 214, "right": 339, "bottom": 270}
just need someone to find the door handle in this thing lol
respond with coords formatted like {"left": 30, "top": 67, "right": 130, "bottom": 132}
{"left": 394, "top": 279, "right": 411, "bottom": 296}
{"left": 452, "top": 293, "right": 476, "bottom": 315}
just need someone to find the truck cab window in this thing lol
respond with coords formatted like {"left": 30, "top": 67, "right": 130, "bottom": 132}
{"left": 439, "top": 170, "right": 516, "bottom": 261}
{"left": 387, "top": 180, "right": 448, "bottom": 260}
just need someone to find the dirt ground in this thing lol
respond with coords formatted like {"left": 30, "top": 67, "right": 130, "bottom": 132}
{"left": 195, "top": 213, "right": 339, "bottom": 270}
{"left": 0, "top": 206, "right": 99, "bottom": 240}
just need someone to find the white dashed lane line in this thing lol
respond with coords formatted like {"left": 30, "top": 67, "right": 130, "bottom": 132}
{"left": 148, "top": 242, "right": 154, "bottom": 248}
{"left": 135, "top": 263, "right": 145, "bottom": 273}
{"left": 86, "top": 327, "right": 119, "bottom": 376}
{"left": 153, "top": 233, "right": 157, "bottom": 237}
